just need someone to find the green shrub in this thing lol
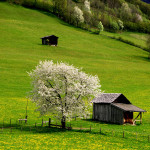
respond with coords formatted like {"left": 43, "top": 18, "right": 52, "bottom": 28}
{"left": 109, "top": 21, "right": 120, "bottom": 32}
{"left": 124, "top": 21, "right": 150, "bottom": 33}
{"left": 22, "top": 0, "right": 35, "bottom": 8}
{"left": 91, "top": 28, "right": 100, "bottom": 34}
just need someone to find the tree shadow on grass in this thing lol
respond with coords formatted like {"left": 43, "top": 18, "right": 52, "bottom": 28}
{"left": 81, "top": 119, "right": 119, "bottom": 126}
{"left": 131, "top": 55, "right": 150, "bottom": 62}
{"left": 0, "top": 123, "right": 65, "bottom": 133}
{"left": 0, "top": 122, "right": 106, "bottom": 136}
{"left": 21, "top": 4, "right": 57, "bottom": 19}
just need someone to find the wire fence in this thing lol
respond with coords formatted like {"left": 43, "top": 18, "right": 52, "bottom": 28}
{"left": 0, "top": 118, "right": 149, "bottom": 143}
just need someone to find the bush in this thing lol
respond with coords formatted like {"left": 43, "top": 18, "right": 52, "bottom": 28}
{"left": 109, "top": 21, "right": 120, "bottom": 32}
{"left": 91, "top": 28, "right": 100, "bottom": 34}
{"left": 101, "top": 13, "right": 112, "bottom": 28}
{"left": 124, "top": 21, "right": 150, "bottom": 33}
{"left": 22, "top": 0, "right": 35, "bottom": 8}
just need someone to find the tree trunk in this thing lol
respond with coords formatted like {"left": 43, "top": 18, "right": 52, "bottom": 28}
{"left": 61, "top": 116, "right": 66, "bottom": 129}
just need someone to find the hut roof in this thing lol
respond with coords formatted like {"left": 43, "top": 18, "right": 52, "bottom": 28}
{"left": 112, "top": 103, "right": 146, "bottom": 112}
{"left": 40, "top": 35, "right": 58, "bottom": 39}
{"left": 92, "top": 93, "right": 146, "bottom": 113}
{"left": 92, "top": 93, "right": 122, "bottom": 103}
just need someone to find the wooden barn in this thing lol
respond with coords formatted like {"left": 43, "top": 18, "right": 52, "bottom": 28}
{"left": 92, "top": 93, "right": 146, "bottom": 125}
{"left": 40, "top": 35, "right": 59, "bottom": 46}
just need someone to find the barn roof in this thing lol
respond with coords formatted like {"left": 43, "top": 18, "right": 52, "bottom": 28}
{"left": 92, "top": 93, "right": 122, "bottom": 103}
{"left": 112, "top": 103, "right": 146, "bottom": 112}
{"left": 40, "top": 35, "right": 58, "bottom": 39}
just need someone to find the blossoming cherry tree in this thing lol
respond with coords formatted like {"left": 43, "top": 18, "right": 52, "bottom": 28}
{"left": 28, "top": 60, "right": 102, "bottom": 128}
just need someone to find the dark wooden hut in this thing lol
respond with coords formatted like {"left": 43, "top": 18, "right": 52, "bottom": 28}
{"left": 92, "top": 93, "right": 146, "bottom": 125}
{"left": 40, "top": 35, "right": 59, "bottom": 46}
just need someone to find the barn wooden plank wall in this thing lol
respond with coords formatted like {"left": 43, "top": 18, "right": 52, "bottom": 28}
{"left": 111, "top": 105, "right": 123, "bottom": 124}
{"left": 93, "top": 103, "right": 124, "bottom": 124}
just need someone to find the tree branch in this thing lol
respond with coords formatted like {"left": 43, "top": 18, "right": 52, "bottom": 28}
{"left": 64, "top": 75, "right": 68, "bottom": 97}
{"left": 46, "top": 80, "right": 61, "bottom": 100}
{"left": 47, "top": 80, "right": 64, "bottom": 118}
{"left": 64, "top": 75, "right": 69, "bottom": 113}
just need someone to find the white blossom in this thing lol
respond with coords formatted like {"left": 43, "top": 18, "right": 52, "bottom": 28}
{"left": 74, "top": 6, "right": 84, "bottom": 24}
{"left": 135, "top": 13, "right": 143, "bottom": 22}
{"left": 121, "top": 3, "right": 131, "bottom": 15}
{"left": 28, "top": 60, "right": 102, "bottom": 127}
{"left": 118, "top": 20, "right": 124, "bottom": 30}
{"left": 121, "top": 3, "right": 132, "bottom": 20}
{"left": 84, "top": 0, "right": 91, "bottom": 13}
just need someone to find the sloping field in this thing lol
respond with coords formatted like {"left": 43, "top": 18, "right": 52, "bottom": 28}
{"left": 0, "top": 2, "right": 150, "bottom": 149}
{"left": 102, "top": 31, "right": 148, "bottom": 48}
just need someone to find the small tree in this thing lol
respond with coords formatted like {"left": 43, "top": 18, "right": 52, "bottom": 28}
{"left": 98, "top": 21, "right": 104, "bottom": 34}
{"left": 120, "top": 3, "right": 132, "bottom": 21}
{"left": 84, "top": 0, "right": 91, "bottom": 14}
{"left": 74, "top": 6, "right": 84, "bottom": 26}
{"left": 134, "top": 13, "right": 143, "bottom": 23}
{"left": 147, "top": 35, "right": 150, "bottom": 59}
{"left": 83, "top": 0, "right": 91, "bottom": 30}
{"left": 28, "top": 60, "right": 102, "bottom": 129}
{"left": 118, "top": 20, "right": 124, "bottom": 31}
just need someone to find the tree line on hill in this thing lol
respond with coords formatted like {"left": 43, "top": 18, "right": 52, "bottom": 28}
{"left": 5, "top": 0, "right": 150, "bottom": 34}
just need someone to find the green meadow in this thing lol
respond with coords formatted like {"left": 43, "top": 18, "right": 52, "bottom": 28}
{"left": 0, "top": 2, "right": 150, "bottom": 149}
{"left": 102, "top": 31, "right": 148, "bottom": 49}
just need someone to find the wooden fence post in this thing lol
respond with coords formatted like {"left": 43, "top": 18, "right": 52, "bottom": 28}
{"left": 49, "top": 118, "right": 51, "bottom": 128}
{"left": 68, "top": 123, "right": 72, "bottom": 130}
{"left": 42, "top": 119, "right": 43, "bottom": 127}
{"left": 90, "top": 126, "right": 91, "bottom": 132}
{"left": 123, "top": 131, "right": 125, "bottom": 138}
{"left": 16, "top": 120, "right": 18, "bottom": 128}
{"left": 69, "top": 123, "right": 71, "bottom": 130}
{"left": 10, "top": 119, "right": 11, "bottom": 127}
{"left": 25, "top": 115, "right": 27, "bottom": 124}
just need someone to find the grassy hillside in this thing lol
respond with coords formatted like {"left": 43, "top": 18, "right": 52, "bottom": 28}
{"left": 102, "top": 31, "right": 148, "bottom": 49}
{"left": 0, "top": 2, "right": 150, "bottom": 149}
